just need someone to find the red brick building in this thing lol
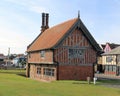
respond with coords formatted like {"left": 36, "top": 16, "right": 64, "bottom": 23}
{"left": 26, "top": 13, "right": 102, "bottom": 81}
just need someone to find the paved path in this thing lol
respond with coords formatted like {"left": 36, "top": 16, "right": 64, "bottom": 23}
{"left": 95, "top": 73, "right": 120, "bottom": 80}
{"left": 95, "top": 74, "right": 120, "bottom": 89}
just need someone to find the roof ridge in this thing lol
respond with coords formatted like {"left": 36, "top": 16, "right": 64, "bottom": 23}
{"left": 46, "top": 18, "right": 78, "bottom": 31}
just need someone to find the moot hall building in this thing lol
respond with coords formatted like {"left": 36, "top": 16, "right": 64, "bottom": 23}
{"left": 26, "top": 13, "right": 102, "bottom": 81}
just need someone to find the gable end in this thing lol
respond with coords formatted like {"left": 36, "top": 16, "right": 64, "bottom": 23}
{"left": 53, "top": 18, "right": 102, "bottom": 53}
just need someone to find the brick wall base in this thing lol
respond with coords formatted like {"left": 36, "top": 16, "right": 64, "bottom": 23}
{"left": 57, "top": 65, "right": 94, "bottom": 81}
{"left": 105, "top": 71, "right": 116, "bottom": 75}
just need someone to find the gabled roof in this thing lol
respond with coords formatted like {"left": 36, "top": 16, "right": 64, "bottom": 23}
{"left": 102, "top": 46, "right": 120, "bottom": 55}
{"left": 101, "top": 43, "right": 120, "bottom": 50}
{"left": 109, "top": 43, "right": 120, "bottom": 49}
{"left": 27, "top": 18, "right": 102, "bottom": 53}
{"left": 101, "top": 44, "right": 106, "bottom": 50}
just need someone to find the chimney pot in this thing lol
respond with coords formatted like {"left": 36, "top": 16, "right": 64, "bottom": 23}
{"left": 46, "top": 13, "right": 49, "bottom": 29}
{"left": 42, "top": 13, "right": 45, "bottom": 27}
{"left": 41, "top": 13, "right": 49, "bottom": 33}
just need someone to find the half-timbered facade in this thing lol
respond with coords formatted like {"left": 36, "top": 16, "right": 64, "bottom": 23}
{"left": 26, "top": 13, "right": 102, "bottom": 81}
{"left": 101, "top": 46, "right": 120, "bottom": 76}
{"left": 97, "top": 43, "right": 120, "bottom": 73}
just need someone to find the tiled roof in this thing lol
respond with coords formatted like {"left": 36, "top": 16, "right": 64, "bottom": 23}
{"left": 27, "top": 17, "right": 102, "bottom": 53}
{"left": 102, "top": 46, "right": 120, "bottom": 55}
{"left": 109, "top": 43, "right": 120, "bottom": 49}
{"left": 27, "top": 18, "right": 78, "bottom": 52}
{"left": 101, "top": 44, "right": 105, "bottom": 49}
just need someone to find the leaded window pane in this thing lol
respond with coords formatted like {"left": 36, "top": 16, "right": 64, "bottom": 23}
{"left": 69, "top": 49, "right": 84, "bottom": 58}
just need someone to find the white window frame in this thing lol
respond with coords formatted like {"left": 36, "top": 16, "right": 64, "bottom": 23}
{"left": 43, "top": 68, "right": 55, "bottom": 76}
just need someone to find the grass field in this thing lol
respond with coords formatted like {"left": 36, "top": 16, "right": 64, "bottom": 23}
{"left": 0, "top": 69, "right": 120, "bottom": 96}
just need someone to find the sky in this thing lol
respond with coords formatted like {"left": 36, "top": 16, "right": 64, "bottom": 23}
{"left": 0, "top": 0, "right": 120, "bottom": 55}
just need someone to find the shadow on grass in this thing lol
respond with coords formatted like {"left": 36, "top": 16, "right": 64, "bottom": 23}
{"left": 16, "top": 73, "right": 26, "bottom": 77}
{"left": 0, "top": 69, "right": 26, "bottom": 77}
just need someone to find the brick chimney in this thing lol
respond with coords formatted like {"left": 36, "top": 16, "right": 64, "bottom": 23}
{"left": 45, "top": 13, "right": 49, "bottom": 29}
{"left": 41, "top": 13, "right": 49, "bottom": 33}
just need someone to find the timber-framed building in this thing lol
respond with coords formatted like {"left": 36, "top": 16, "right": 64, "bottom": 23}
{"left": 26, "top": 13, "right": 102, "bottom": 81}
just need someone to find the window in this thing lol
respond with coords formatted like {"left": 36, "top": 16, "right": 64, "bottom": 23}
{"left": 105, "top": 65, "right": 109, "bottom": 71}
{"left": 106, "top": 56, "right": 113, "bottom": 62}
{"left": 43, "top": 68, "right": 55, "bottom": 76}
{"left": 109, "top": 66, "right": 112, "bottom": 71}
{"left": 40, "top": 51, "right": 45, "bottom": 58}
{"left": 105, "top": 65, "right": 116, "bottom": 72}
{"left": 69, "top": 48, "right": 84, "bottom": 58}
{"left": 113, "top": 66, "right": 116, "bottom": 72}
{"left": 37, "top": 67, "right": 41, "bottom": 75}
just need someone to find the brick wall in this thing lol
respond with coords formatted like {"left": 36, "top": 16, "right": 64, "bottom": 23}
{"left": 57, "top": 65, "right": 94, "bottom": 80}
{"left": 28, "top": 50, "right": 53, "bottom": 64}
{"left": 104, "top": 71, "right": 116, "bottom": 75}
{"left": 30, "top": 64, "right": 57, "bottom": 81}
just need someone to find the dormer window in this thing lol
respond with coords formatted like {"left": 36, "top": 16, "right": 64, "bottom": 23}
{"left": 40, "top": 50, "right": 45, "bottom": 58}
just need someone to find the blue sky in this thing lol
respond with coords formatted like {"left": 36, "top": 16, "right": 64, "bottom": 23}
{"left": 0, "top": 0, "right": 120, "bottom": 55}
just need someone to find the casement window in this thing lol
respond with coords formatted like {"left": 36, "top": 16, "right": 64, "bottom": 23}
{"left": 40, "top": 51, "right": 45, "bottom": 58}
{"left": 112, "top": 66, "right": 116, "bottom": 72}
{"left": 106, "top": 56, "right": 113, "bottom": 62}
{"left": 37, "top": 67, "right": 41, "bottom": 75}
{"left": 105, "top": 65, "right": 109, "bottom": 71}
{"left": 43, "top": 68, "right": 55, "bottom": 76}
{"left": 105, "top": 65, "right": 116, "bottom": 72}
{"left": 69, "top": 48, "right": 84, "bottom": 58}
{"left": 109, "top": 66, "right": 113, "bottom": 71}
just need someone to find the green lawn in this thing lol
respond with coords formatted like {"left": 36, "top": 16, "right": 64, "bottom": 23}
{"left": 0, "top": 69, "right": 120, "bottom": 96}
